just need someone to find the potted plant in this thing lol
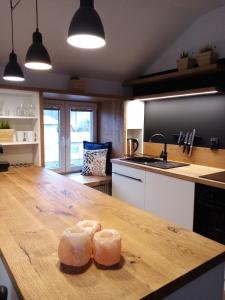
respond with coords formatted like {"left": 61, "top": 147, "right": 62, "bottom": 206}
{"left": 69, "top": 75, "right": 85, "bottom": 92}
{"left": 176, "top": 51, "right": 196, "bottom": 72}
{"left": 196, "top": 44, "right": 217, "bottom": 67}
{"left": 0, "top": 121, "right": 14, "bottom": 143}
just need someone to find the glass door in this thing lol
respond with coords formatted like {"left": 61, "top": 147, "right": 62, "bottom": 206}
{"left": 43, "top": 101, "right": 66, "bottom": 173}
{"left": 44, "top": 100, "right": 96, "bottom": 174}
{"left": 66, "top": 103, "right": 97, "bottom": 172}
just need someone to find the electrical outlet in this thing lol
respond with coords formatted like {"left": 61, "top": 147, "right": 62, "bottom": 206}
{"left": 210, "top": 137, "right": 219, "bottom": 150}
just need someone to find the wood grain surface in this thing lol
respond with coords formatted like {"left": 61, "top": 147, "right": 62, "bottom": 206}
{"left": 98, "top": 100, "right": 124, "bottom": 158}
{"left": 0, "top": 166, "right": 225, "bottom": 300}
{"left": 123, "top": 64, "right": 224, "bottom": 86}
{"left": 65, "top": 173, "right": 112, "bottom": 187}
{"left": 112, "top": 158, "right": 225, "bottom": 190}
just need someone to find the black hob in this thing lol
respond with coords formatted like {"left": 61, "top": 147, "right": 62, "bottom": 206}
{"left": 200, "top": 171, "right": 225, "bottom": 184}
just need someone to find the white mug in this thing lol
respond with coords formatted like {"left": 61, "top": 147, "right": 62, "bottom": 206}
{"left": 27, "top": 131, "right": 34, "bottom": 142}
{"left": 16, "top": 131, "right": 25, "bottom": 142}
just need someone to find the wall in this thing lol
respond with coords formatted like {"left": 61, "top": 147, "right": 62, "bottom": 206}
{"left": 143, "top": 94, "right": 225, "bottom": 169}
{"left": 0, "top": 65, "right": 130, "bottom": 96}
{"left": 97, "top": 100, "right": 124, "bottom": 158}
{"left": 144, "top": 94, "right": 225, "bottom": 149}
{"left": 144, "top": 5, "right": 225, "bottom": 74}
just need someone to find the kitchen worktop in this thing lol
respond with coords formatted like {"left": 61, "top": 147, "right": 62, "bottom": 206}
{"left": 0, "top": 166, "right": 225, "bottom": 300}
{"left": 111, "top": 158, "right": 225, "bottom": 190}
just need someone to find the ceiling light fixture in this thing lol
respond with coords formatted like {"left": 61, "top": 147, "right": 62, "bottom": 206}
{"left": 25, "top": 0, "right": 52, "bottom": 70}
{"left": 135, "top": 87, "right": 220, "bottom": 101}
{"left": 3, "top": 0, "right": 24, "bottom": 82}
{"left": 67, "top": 0, "right": 106, "bottom": 49}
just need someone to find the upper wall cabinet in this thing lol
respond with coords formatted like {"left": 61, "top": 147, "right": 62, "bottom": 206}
{"left": 125, "top": 100, "right": 144, "bottom": 129}
{"left": 124, "top": 100, "right": 144, "bottom": 155}
{"left": 0, "top": 88, "right": 41, "bottom": 166}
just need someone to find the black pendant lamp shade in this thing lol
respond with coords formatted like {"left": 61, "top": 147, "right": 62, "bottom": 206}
{"left": 25, "top": 0, "right": 52, "bottom": 70}
{"left": 3, "top": 0, "right": 24, "bottom": 82}
{"left": 67, "top": 0, "right": 106, "bottom": 49}
{"left": 3, "top": 51, "right": 24, "bottom": 81}
{"left": 25, "top": 29, "right": 52, "bottom": 70}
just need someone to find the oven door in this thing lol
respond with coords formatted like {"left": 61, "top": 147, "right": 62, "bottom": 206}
{"left": 194, "top": 184, "right": 225, "bottom": 244}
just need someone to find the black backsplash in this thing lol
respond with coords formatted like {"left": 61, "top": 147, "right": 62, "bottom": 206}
{"left": 144, "top": 94, "right": 225, "bottom": 149}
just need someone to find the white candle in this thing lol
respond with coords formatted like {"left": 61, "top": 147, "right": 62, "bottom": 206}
{"left": 93, "top": 229, "right": 121, "bottom": 266}
{"left": 77, "top": 220, "right": 101, "bottom": 239}
{"left": 58, "top": 226, "right": 92, "bottom": 267}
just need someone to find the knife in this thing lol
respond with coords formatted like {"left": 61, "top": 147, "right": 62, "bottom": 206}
{"left": 183, "top": 132, "right": 189, "bottom": 153}
{"left": 177, "top": 131, "right": 183, "bottom": 146}
{"left": 181, "top": 132, "right": 186, "bottom": 145}
{"left": 188, "top": 129, "right": 196, "bottom": 157}
{"left": 187, "top": 132, "right": 193, "bottom": 155}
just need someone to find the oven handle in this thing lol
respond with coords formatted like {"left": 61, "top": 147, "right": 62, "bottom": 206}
{"left": 112, "top": 172, "right": 142, "bottom": 182}
{"left": 196, "top": 198, "right": 225, "bottom": 210}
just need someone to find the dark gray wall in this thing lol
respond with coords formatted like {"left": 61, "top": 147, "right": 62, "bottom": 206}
{"left": 144, "top": 94, "right": 225, "bottom": 149}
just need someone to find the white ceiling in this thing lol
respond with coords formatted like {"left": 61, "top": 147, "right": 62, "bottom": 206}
{"left": 0, "top": 0, "right": 224, "bottom": 81}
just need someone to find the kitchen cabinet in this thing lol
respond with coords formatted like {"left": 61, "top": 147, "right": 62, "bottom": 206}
{"left": 0, "top": 88, "right": 41, "bottom": 166}
{"left": 145, "top": 172, "right": 195, "bottom": 230}
{"left": 112, "top": 162, "right": 195, "bottom": 229}
{"left": 112, "top": 163, "right": 145, "bottom": 209}
{"left": 124, "top": 100, "right": 144, "bottom": 154}
{"left": 125, "top": 100, "right": 144, "bottom": 130}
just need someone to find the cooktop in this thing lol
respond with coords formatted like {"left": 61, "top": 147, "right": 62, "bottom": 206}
{"left": 200, "top": 171, "right": 225, "bottom": 183}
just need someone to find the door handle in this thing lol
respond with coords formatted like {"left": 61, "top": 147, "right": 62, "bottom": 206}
{"left": 112, "top": 172, "right": 142, "bottom": 182}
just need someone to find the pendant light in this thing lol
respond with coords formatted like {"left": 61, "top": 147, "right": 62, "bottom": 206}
{"left": 25, "top": 0, "right": 52, "bottom": 70}
{"left": 3, "top": 0, "right": 24, "bottom": 82}
{"left": 67, "top": 0, "right": 106, "bottom": 49}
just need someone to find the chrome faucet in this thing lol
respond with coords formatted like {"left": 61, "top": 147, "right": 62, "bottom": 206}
{"left": 149, "top": 133, "right": 168, "bottom": 161}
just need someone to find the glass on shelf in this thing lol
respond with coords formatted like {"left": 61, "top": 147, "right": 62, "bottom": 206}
{"left": 28, "top": 103, "right": 35, "bottom": 117}
{"left": 16, "top": 102, "right": 36, "bottom": 117}
{"left": 16, "top": 104, "right": 24, "bottom": 116}
{"left": 4, "top": 109, "right": 10, "bottom": 116}
{"left": 0, "top": 100, "right": 4, "bottom": 116}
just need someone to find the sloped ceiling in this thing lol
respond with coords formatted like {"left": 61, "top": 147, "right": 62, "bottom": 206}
{"left": 0, "top": 0, "right": 224, "bottom": 81}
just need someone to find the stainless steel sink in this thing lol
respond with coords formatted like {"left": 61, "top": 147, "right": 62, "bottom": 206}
{"left": 121, "top": 156, "right": 160, "bottom": 163}
{"left": 121, "top": 156, "right": 189, "bottom": 169}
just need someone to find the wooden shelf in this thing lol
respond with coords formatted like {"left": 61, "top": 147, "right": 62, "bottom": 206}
{"left": 124, "top": 64, "right": 225, "bottom": 86}
{"left": 1, "top": 142, "right": 39, "bottom": 146}
{"left": 0, "top": 116, "right": 37, "bottom": 119}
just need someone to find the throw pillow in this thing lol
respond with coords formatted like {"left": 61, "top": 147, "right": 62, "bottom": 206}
{"left": 83, "top": 141, "right": 112, "bottom": 175}
{"left": 81, "top": 149, "right": 108, "bottom": 176}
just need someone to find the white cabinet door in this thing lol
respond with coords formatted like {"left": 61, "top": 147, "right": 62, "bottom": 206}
{"left": 145, "top": 172, "right": 195, "bottom": 230}
{"left": 125, "top": 100, "right": 144, "bottom": 129}
{"left": 112, "top": 164, "right": 145, "bottom": 209}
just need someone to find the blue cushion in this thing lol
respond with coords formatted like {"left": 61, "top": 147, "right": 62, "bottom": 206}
{"left": 83, "top": 141, "right": 112, "bottom": 175}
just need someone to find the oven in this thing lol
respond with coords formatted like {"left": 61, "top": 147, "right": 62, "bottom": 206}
{"left": 193, "top": 184, "right": 225, "bottom": 245}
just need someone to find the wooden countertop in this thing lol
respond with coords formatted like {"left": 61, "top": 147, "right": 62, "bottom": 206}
{"left": 65, "top": 173, "right": 112, "bottom": 187}
{"left": 112, "top": 158, "right": 225, "bottom": 190}
{"left": 0, "top": 166, "right": 225, "bottom": 300}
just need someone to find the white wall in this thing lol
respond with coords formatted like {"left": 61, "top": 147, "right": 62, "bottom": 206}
{"left": 144, "top": 5, "right": 225, "bottom": 74}
{"left": 0, "top": 65, "right": 130, "bottom": 96}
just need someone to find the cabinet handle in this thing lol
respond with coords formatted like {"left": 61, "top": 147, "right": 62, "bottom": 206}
{"left": 112, "top": 172, "right": 142, "bottom": 182}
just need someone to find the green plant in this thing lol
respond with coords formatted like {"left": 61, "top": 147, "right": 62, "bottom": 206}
{"left": 199, "top": 44, "right": 216, "bottom": 53}
{"left": 70, "top": 75, "right": 80, "bottom": 80}
{"left": 180, "top": 51, "right": 190, "bottom": 59}
{"left": 0, "top": 121, "right": 11, "bottom": 129}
